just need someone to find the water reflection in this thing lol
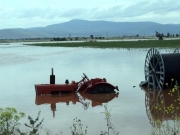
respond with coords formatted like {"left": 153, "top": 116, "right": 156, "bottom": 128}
{"left": 0, "top": 43, "right": 151, "bottom": 134}
{"left": 35, "top": 92, "right": 118, "bottom": 117}
{"left": 141, "top": 86, "right": 180, "bottom": 129}
{"left": 141, "top": 86, "right": 165, "bottom": 126}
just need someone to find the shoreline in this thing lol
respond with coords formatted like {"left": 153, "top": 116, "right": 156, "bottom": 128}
{"left": 1, "top": 36, "right": 180, "bottom": 43}
{"left": 23, "top": 39, "right": 180, "bottom": 48}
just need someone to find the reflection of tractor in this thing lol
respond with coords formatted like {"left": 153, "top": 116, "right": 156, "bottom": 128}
{"left": 35, "top": 92, "right": 119, "bottom": 117}
{"left": 35, "top": 69, "right": 119, "bottom": 95}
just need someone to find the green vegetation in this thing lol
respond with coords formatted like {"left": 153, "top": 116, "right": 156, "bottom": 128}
{"left": 0, "top": 105, "right": 119, "bottom": 135}
{"left": 23, "top": 111, "right": 44, "bottom": 135}
{"left": 0, "top": 107, "right": 25, "bottom": 135}
{"left": 100, "top": 105, "right": 119, "bottom": 135}
{"left": 152, "top": 80, "right": 180, "bottom": 135}
{"left": 24, "top": 39, "right": 180, "bottom": 48}
{"left": 70, "top": 117, "right": 88, "bottom": 135}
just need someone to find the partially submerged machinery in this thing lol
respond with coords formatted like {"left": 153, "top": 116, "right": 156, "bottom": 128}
{"left": 140, "top": 47, "right": 180, "bottom": 90}
{"left": 35, "top": 69, "right": 119, "bottom": 95}
{"left": 155, "top": 31, "right": 164, "bottom": 40}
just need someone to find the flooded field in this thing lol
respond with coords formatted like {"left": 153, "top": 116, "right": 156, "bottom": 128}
{"left": 0, "top": 43, "right": 175, "bottom": 134}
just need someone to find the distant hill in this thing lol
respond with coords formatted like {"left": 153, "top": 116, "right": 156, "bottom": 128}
{"left": 0, "top": 19, "right": 180, "bottom": 39}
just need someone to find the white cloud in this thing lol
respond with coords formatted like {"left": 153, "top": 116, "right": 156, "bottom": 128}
{"left": 0, "top": 0, "right": 180, "bottom": 29}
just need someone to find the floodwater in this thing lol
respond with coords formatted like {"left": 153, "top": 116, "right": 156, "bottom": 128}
{"left": 0, "top": 43, "right": 175, "bottom": 134}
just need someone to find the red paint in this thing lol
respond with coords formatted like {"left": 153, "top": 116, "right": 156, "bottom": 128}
{"left": 35, "top": 73, "right": 118, "bottom": 95}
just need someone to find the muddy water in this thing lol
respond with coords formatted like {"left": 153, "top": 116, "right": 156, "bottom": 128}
{"left": 0, "top": 43, "right": 174, "bottom": 134}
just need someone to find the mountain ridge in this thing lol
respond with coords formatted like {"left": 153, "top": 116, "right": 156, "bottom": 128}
{"left": 0, "top": 19, "right": 180, "bottom": 39}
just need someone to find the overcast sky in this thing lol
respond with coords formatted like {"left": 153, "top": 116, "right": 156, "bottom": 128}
{"left": 0, "top": 0, "right": 180, "bottom": 29}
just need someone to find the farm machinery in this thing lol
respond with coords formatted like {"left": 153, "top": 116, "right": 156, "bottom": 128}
{"left": 35, "top": 69, "right": 119, "bottom": 95}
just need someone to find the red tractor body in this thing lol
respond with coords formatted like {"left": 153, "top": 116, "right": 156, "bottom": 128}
{"left": 35, "top": 72, "right": 118, "bottom": 95}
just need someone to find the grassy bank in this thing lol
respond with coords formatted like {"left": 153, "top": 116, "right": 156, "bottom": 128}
{"left": 24, "top": 39, "right": 180, "bottom": 48}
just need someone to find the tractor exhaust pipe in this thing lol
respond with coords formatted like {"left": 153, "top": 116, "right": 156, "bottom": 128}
{"left": 50, "top": 68, "right": 55, "bottom": 84}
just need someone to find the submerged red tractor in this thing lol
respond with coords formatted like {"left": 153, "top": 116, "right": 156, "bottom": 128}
{"left": 35, "top": 68, "right": 119, "bottom": 95}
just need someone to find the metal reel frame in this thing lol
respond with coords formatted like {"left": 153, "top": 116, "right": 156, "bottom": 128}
{"left": 144, "top": 48, "right": 165, "bottom": 90}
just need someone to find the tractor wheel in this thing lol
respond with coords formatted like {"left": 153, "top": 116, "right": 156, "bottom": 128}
{"left": 90, "top": 84, "right": 115, "bottom": 94}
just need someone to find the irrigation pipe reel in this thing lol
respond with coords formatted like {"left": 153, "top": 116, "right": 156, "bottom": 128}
{"left": 140, "top": 47, "right": 180, "bottom": 90}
